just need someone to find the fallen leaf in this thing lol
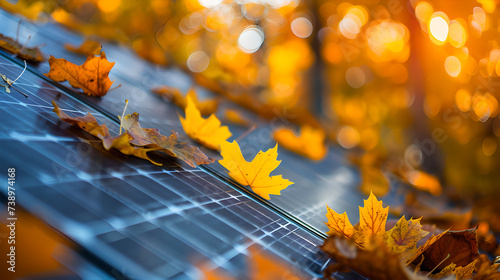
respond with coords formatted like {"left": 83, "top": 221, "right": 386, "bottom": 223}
{"left": 0, "top": 0, "right": 44, "bottom": 20}
{"left": 474, "top": 254, "right": 500, "bottom": 280}
{"left": 273, "top": 126, "right": 327, "bottom": 160}
{"left": 386, "top": 216, "right": 429, "bottom": 256}
{"left": 325, "top": 205, "right": 354, "bottom": 239}
{"left": 53, "top": 101, "right": 213, "bottom": 167}
{"left": 224, "top": 109, "right": 251, "bottom": 127}
{"left": 64, "top": 40, "right": 102, "bottom": 55}
{"left": 321, "top": 236, "right": 412, "bottom": 280}
{"left": 429, "top": 263, "right": 456, "bottom": 279}
{"left": 404, "top": 170, "right": 442, "bottom": 196}
{"left": 454, "top": 260, "right": 476, "bottom": 280}
{"left": 356, "top": 191, "right": 389, "bottom": 245}
{"left": 414, "top": 228, "right": 479, "bottom": 272}
{"left": 52, "top": 101, "right": 110, "bottom": 139}
{"left": 218, "top": 140, "right": 293, "bottom": 200}
{"left": 45, "top": 51, "right": 116, "bottom": 97}
{"left": 0, "top": 33, "right": 44, "bottom": 62}
{"left": 152, "top": 86, "right": 218, "bottom": 115}
{"left": 179, "top": 95, "right": 231, "bottom": 150}
{"left": 1, "top": 73, "right": 12, "bottom": 93}
{"left": 119, "top": 112, "right": 215, "bottom": 167}
{"left": 321, "top": 193, "right": 484, "bottom": 279}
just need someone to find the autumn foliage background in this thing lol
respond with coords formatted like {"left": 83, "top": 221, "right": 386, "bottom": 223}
{"left": 2, "top": 0, "right": 500, "bottom": 279}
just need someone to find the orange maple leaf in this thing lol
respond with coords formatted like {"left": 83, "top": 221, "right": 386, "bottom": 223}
{"left": 45, "top": 51, "right": 116, "bottom": 97}
{"left": 218, "top": 141, "right": 293, "bottom": 200}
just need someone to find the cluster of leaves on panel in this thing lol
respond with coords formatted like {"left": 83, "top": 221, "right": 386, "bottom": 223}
{"left": 322, "top": 193, "right": 500, "bottom": 280}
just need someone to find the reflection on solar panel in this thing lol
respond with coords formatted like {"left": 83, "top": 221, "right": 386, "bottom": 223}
{"left": 0, "top": 10, "right": 369, "bottom": 279}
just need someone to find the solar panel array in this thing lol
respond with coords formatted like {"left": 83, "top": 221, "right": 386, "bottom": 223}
{"left": 0, "top": 10, "right": 372, "bottom": 279}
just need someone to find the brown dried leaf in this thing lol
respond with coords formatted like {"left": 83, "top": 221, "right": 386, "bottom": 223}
{"left": 53, "top": 101, "right": 213, "bottom": 167}
{"left": 119, "top": 112, "right": 214, "bottom": 167}
{"left": 412, "top": 228, "right": 479, "bottom": 272}
{"left": 0, "top": 33, "right": 44, "bottom": 62}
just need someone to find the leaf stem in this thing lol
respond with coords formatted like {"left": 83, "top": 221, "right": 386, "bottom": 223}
{"left": 119, "top": 99, "right": 129, "bottom": 134}
{"left": 19, "top": 35, "right": 31, "bottom": 54}
{"left": 425, "top": 253, "right": 450, "bottom": 277}
{"left": 235, "top": 124, "right": 256, "bottom": 142}
{"left": 11, "top": 60, "right": 27, "bottom": 85}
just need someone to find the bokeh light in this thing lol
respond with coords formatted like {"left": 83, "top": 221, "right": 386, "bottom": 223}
{"left": 291, "top": 17, "right": 313, "bottom": 38}
{"left": 429, "top": 12, "right": 449, "bottom": 44}
{"left": 444, "top": 56, "right": 461, "bottom": 77}
{"left": 187, "top": 51, "right": 210, "bottom": 73}
{"left": 238, "top": 26, "right": 265, "bottom": 54}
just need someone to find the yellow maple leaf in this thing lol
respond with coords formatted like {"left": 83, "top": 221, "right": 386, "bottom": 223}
{"left": 45, "top": 51, "right": 116, "bottom": 97}
{"left": 218, "top": 141, "right": 293, "bottom": 200}
{"left": 386, "top": 216, "right": 429, "bottom": 255}
{"left": 325, "top": 205, "right": 354, "bottom": 239}
{"left": 357, "top": 191, "right": 389, "bottom": 243}
{"left": 179, "top": 95, "right": 231, "bottom": 150}
{"left": 272, "top": 125, "right": 327, "bottom": 160}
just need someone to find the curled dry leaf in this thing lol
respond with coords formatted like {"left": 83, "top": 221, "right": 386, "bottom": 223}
{"left": 119, "top": 112, "right": 214, "bottom": 167}
{"left": 64, "top": 40, "right": 102, "bottom": 55}
{"left": 152, "top": 86, "right": 218, "bottom": 115}
{"left": 273, "top": 125, "right": 327, "bottom": 160}
{"left": 53, "top": 101, "right": 213, "bottom": 167}
{"left": 412, "top": 227, "right": 480, "bottom": 272}
{"left": 219, "top": 140, "right": 293, "bottom": 200}
{"left": 45, "top": 51, "right": 116, "bottom": 97}
{"left": 0, "top": 33, "right": 44, "bottom": 62}
{"left": 179, "top": 95, "right": 231, "bottom": 150}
